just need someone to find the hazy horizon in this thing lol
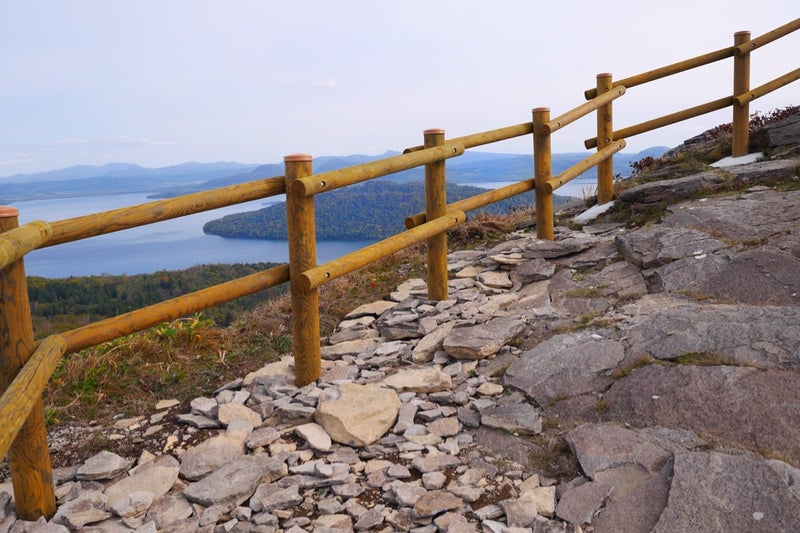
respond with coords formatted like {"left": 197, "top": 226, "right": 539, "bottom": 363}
{"left": 2, "top": 2, "right": 796, "bottom": 176}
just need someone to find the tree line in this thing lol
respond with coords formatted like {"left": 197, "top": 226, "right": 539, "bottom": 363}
{"left": 27, "top": 262, "right": 287, "bottom": 337}
{"left": 202, "top": 180, "right": 557, "bottom": 241}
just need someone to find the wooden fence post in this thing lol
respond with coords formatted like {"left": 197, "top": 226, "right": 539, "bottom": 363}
{"left": 284, "top": 155, "right": 321, "bottom": 387}
{"left": 596, "top": 73, "right": 615, "bottom": 204}
{"left": 0, "top": 207, "right": 56, "bottom": 520}
{"left": 532, "top": 108, "right": 554, "bottom": 240}
{"left": 423, "top": 129, "right": 448, "bottom": 300}
{"left": 733, "top": 30, "right": 751, "bottom": 157}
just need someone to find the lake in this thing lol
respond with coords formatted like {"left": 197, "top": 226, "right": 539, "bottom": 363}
{"left": 12, "top": 178, "right": 589, "bottom": 278}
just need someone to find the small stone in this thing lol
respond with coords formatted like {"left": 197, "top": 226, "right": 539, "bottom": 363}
{"left": 476, "top": 382, "right": 504, "bottom": 396}
{"left": 478, "top": 270, "right": 513, "bottom": 289}
{"left": 295, "top": 422, "right": 332, "bottom": 452}
{"left": 218, "top": 402, "right": 262, "bottom": 427}
{"left": 354, "top": 508, "right": 384, "bottom": 530}
{"left": 457, "top": 406, "right": 481, "bottom": 428}
{"left": 277, "top": 403, "right": 317, "bottom": 422}
{"left": 393, "top": 402, "right": 419, "bottom": 434}
{"left": 480, "top": 403, "right": 542, "bottom": 435}
{"left": 383, "top": 367, "right": 452, "bottom": 393}
{"left": 175, "top": 413, "right": 220, "bottom": 429}
{"left": 76, "top": 451, "right": 131, "bottom": 481}
{"left": 315, "top": 513, "right": 354, "bottom": 530}
{"left": 393, "top": 482, "right": 428, "bottom": 506}
{"left": 155, "top": 399, "right": 180, "bottom": 410}
{"left": 475, "top": 504, "right": 504, "bottom": 520}
{"left": 250, "top": 484, "right": 303, "bottom": 513}
{"left": 246, "top": 426, "right": 281, "bottom": 449}
{"left": 412, "top": 454, "right": 462, "bottom": 473}
{"left": 387, "top": 464, "right": 412, "bottom": 479}
{"left": 413, "top": 490, "right": 463, "bottom": 518}
{"left": 501, "top": 493, "right": 540, "bottom": 527}
{"left": 422, "top": 471, "right": 448, "bottom": 490}
{"left": 113, "top": 416, "right": 145, "bottom": 430}
{"left": 529, "top": 485, "right": 556, "bottom": 517}
{"left": 345, "top": 300, "right": 398, "bottom": 318}
{"left": 428, "top": 417, "right": 461, "bottom": 437}
{"left": 434, "top": 511, "right": 473, "bottom": 532}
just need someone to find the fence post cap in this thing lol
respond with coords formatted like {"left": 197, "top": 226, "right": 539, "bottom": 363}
{"left": 597, "top": 72, "right": 613, "bottom": 78}
{"left": 0, "top": 206, "right": 19, "bottom": 218}
{"left": 284, "top": 154, "right": 313, "bottom": 162}
{"left": 424, "top": 128, "right": 445, "bottom": 135}
{"left": 734, "top": 30, "right": 751, "bottom": 36}
{"left": 532, "top": 107, "right": 550, "bottom": 112}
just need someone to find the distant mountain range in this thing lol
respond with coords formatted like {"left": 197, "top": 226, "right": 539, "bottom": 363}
{"left": 0, "top": 147, "right": 669, "bottom": 204}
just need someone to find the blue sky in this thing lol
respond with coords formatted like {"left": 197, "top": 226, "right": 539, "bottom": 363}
{"left": 1, "top": 1, "right": 796, "bottom": 176}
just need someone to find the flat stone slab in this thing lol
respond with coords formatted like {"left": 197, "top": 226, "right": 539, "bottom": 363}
{"left": 479, "top": 402, "right": 542, "bottom": 435}
{"left": 663, "top": 188, "right": 800, "bottom": 244}
{"left": 382, "top": 367, "right": 452, "bottom": 393}
{"left": 314, "top": 383, "right": 400, "bottom": 447}
{"left": 104, "top": 457, "right": 180, "bottom": 508}
{"left": 514, "top": 258, "right": 556, "bottom": 283}
{"left": 652, "top": 452, "right": 800, "bottom": 532}
{"left": 183, "top": 455, "right": 287, "bottom": 507}
{"left": 321, "top": 338, "right": 380, "bottom": 359}
{"left": 623, "top": 302, "right": 800, "bottom": 369}
{"left": 443, "top": 316, "right": 525, "bottom": 360}
{"left": 721, "top": 157, "right": 800, "bottom": 183}
{"left": 591, "top": 260, "right": 647, "bottom": 299}
{"left": 566, "top": 423, "right": 672, "bottom": 478}
{"left": 565, "top": 425, "right": 676, "bottom": 531}
{"left": 521, "top": 233, "right": 600, "bottom": 259}
{"left": 76, "top": 451, "right": 130, "bottom": 481}
{"left": 653, "top": 247, "right": 800, "bottom": 306}
{"left": 556, "top": 480, "right": 612, "bottom": 526}
{"left": 505, "top": 333, "right": 624, "bottom": 405}
{"left": 618, "top": 171, "right": 727, "bottom": 204}
{"left": 596, "top": 364, "right": 800, "bottom": 460}
{"left": 616, "top": 226, "right": 728, "bottom": 269}
{"left": 592, "top": 462, "right": 672, "bottom": 533}
{"left": 344, "top": 300, "right": 397, "bottom": 319}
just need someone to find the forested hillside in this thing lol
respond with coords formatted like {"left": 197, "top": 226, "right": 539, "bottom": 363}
{"left": 28, "top": 263, "right": 286, "bottom": 337}
{"left": 203, "top": 180, "right": 571, "bottom": 240}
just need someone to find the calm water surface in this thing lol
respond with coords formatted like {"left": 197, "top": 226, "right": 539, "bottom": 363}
{"left": 14, "top": 179, "right": 586, "bottom": 278}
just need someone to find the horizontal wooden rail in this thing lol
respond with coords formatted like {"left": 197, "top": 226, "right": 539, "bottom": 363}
{"left": 544, "top": 140, "right": 627, "bottom": 194}
{"left": 585, "top": 96, "right": 733, "bottom": 149}
{"left": 403, "top": 121, "right": 534, "bottom": 154}
{"left": 299, "top": 210, "right": 467, "bottom": 290}
{"left": 293, "top": 144, "right": 465, "bottom": 197}
{"left": 584, "top": 47, "right": 733, "bottom": 100}
{"left": 58, "top": 264, "right": 290, "bottom": 354}
{"left": 405, "top": 179, "right": 535, "bottom": 229}
{"left": 546, "top": 86, "right": 626, "bottom": 134}
{"left": 734, "top": 67, "right": 800, "bottom": 105}
{"left": 0, "top": 336, "right": 66, "bottom": 459}
{"left": 735, "top": 18, "right": 800, "bottom": 56}
{"left": 43, "top": 177, "right": 286, "bottom": 248}
{"left": 0, "top": 221, "right": 52, "bottom": 271}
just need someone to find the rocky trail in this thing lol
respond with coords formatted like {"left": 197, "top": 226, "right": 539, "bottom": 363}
{"left": 2, "top": 129, "right": 800, "bottom": 532}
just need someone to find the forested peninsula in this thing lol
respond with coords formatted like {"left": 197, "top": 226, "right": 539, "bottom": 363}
{"left": 203, "top": 180, "right": 572, "bottom": 241}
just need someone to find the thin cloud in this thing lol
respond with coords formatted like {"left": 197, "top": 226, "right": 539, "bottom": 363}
{"left": 49, "top": 136, "right": 177, "bottom": 148}
{"left": 312, "top": 79, "right": 340, "bottom": 89}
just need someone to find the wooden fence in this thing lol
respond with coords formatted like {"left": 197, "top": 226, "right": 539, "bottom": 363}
{"left": 1, "top": 18, "right": 798, "bottom": 520}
